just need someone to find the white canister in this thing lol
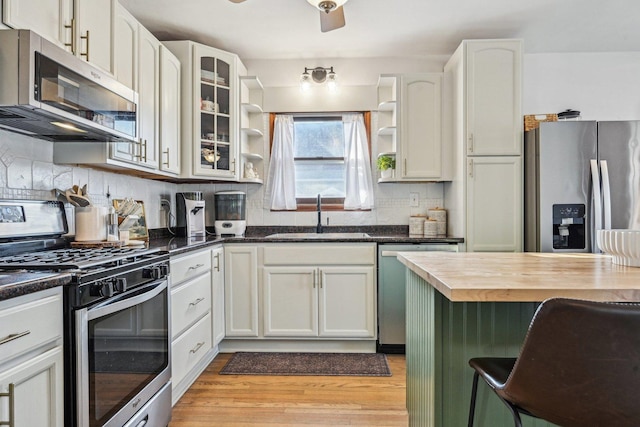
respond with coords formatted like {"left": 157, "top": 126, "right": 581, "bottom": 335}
{"left": 428, "top": 208, "right": 447, "bottom": 223}
{"left": 75, "top": 206, "right": 107, "bottom": 241}
{"left": 409, "top": 216, "right": 426, "bottom": 236}
{"left": 428, "top": 208, "right": 447, "bottom": 237}
{"left": 424, "top": 219, "right": 438, "bottom": 237}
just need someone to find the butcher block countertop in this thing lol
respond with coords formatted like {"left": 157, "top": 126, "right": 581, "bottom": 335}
{"left": 397, "top": 252, "right": 640, "bottom": 302}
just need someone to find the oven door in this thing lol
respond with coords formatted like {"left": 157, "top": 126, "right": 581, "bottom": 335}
{"left": 76, "top": 279, "right": 171, "bottom": 427}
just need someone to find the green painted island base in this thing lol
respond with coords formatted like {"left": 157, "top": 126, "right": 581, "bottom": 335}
{"left": 406, "top": 269, "right": 558, "bottom": 427}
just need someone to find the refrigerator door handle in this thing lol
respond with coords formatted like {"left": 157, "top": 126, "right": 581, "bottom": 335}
{"left": 600, "top": 160, "right": 612, "bottom": 230}
{"left": 590, "top": 159, "right": 603, "bottom": 247}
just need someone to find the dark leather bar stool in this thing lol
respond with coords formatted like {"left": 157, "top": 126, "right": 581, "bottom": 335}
{"left": 467, "top": 298, "right": 640, "bottom": 427}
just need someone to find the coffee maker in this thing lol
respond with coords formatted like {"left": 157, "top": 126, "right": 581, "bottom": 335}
{"left": 214, "top": 191, "right": 246, "bottom": 237}
{"left": 176, "top": 192, "right": 206, "bottom": 237}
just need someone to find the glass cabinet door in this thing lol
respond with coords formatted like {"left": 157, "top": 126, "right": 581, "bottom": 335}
{"left": 197, "top": 53, "right": 235, "bottom": 177}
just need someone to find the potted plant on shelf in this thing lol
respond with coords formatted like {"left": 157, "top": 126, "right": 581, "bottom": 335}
{"left": 377, "top": 155, "right": 396, "bottom": 179}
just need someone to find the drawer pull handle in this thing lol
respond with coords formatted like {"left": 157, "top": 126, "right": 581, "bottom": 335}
{"left": 0, "top": 383, "right": 15, "bottom": 427}
{"left": 0, "top": 330, "right": 30, "bottom": 346}
{"left": 214, "top": 252, "right": 221, "bottom": 272}
{"left": 188, "top": 263, "right": 205, "bottom": 271}
{"left": 189, "top": 297, "right": 205, "bottom": 307}
{"left": 190, "top": 341, "right": 205, "bottom": 354}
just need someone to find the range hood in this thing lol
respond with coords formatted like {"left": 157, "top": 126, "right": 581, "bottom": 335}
{"left": 0, "top": 30, "right": 137, "bottom": 142}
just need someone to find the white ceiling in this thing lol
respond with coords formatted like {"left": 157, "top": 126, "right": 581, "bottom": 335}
{"left": 120, "top": 0, "right": 639, "bottom": 61}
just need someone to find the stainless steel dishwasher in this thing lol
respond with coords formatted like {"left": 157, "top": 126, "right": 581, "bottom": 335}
{"left": 377, "top": 243, "right": 459, "bottom": 353}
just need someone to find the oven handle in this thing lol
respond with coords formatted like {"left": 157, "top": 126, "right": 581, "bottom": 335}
{"left": 87, "top": 279, "right": 167, "bottom": 321}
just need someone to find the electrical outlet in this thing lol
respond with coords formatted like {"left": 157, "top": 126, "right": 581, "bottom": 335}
{"left": 409, "top": 192, "right": 419, "bottom": 207}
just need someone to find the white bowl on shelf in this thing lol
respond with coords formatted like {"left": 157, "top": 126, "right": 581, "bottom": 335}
{"left": 596, "top": 229, "right": 640, "bottom": 267}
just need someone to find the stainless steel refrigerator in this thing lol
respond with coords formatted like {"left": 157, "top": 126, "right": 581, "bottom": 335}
{"left": 525, "top": 120, "right": 640, "bottom": 252}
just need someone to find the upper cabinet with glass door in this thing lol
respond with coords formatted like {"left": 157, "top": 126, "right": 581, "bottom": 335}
{"left": 2, "top": 0, "right": 115, "bottom": 74}
{"left": 164, "top": 40, "right": 242, "bottom": 180}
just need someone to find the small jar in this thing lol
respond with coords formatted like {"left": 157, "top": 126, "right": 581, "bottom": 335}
{"left": 424, "top": 219, "right": 438, "bottom": 237}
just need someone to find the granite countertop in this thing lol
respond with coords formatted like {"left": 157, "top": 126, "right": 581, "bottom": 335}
{"left": 0, "top": 226, "right": 464, "bottom": 301}
{"left": 149, "top": 225, "right": 464, "bottom": 256}
{"left": 0, "top": 271, "right": 72, "bottom": 301}
{"left": 398, "top": 251, "right": 640, "bottom": 303}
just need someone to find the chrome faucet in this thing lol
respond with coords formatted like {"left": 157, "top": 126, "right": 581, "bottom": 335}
{"left": 316, "top": 194, "right": 323, "bottom": 234}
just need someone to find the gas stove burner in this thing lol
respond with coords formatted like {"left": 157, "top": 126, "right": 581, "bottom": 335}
{"left": 0, "top": 246, "right": 164, "bottom": 271}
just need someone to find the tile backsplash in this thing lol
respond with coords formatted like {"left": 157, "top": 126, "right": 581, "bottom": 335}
{"left": 0, "top": 128, "right": 444, "bottom": 231}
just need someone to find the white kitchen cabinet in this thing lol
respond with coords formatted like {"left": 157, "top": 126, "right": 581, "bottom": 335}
{"left": 376, "top": 73, "right": 447, "bottom": 182}
{"left": 164, "top": 40, "right": 245, "bottom": 180}
{"left": 72, "top": 0, "right": 114, "bottom": 73}
{"left": 159, "top": 45, "right": 181, "bottom": 175}
{"left": 170, "top": 248, "right": 215, "bottom": 405}
{"left": 113, "top": 2, "right": 137, "bottom": 90}
{"left": 262, "top": 265, "right": 376, "bottom": 339}
{"left": 1, "top": 0, "right": 71, "bottom": 50}
{"left": 465, "top": 156, "right": 523, "bottom": 252}
{"left": 54, "top": 12, "right": 168, "bottom": 175}
{"left": 224, "top": 244, "right": 258, "bottom": 337}
{"left": 4, "top": 0, "right": 115, "bottom": 73}
{"left": 319, "top": 266, "right": 375, "bottom": 337}
{"left": 136, "top": 25, "right": 160, "bottom": 170}
{"left": 0, "top": 288, "right": 64, "bottom": 427}
{"left": 263, "top": 267, "right": 318, "bottom": 337}
{"left": 261, "top": 244, "right": 376, "bottom": 339}
{"left": 211, "top": 246, "right": 225, "bottom": 346}
{"left": 443, "top": 39, "right": 523, "bottom": 253}
{"left": 462, "top": 40, "right": 523, "bottom": 156}
{"left": 239, "top": 76, "right": 265, "bottom": 184}
{"left": 399, "top": 73, "right": 444, "bottom": 180}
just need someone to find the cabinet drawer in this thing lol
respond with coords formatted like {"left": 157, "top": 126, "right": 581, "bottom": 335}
{"left": 171, "top": 313, "right": 212, "bottom": 388}
{"left": 170, "top": 249, "right": 211, "bottom": 286}
{"left": 263, "top": 244, "right": 376, "bottom": 265}
{"left": 0, "top": 289, "right": 62, "bottom": 365}
{"left": 171, "top": 272, "right": 212, "bottom": 339}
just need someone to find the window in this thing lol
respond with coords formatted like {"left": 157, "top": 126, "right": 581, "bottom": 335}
{"left": 270, "top": 112, "right": 372, "bottom": 210}
{"left": 294, "top": 116, "right": 345, "bottom": 206}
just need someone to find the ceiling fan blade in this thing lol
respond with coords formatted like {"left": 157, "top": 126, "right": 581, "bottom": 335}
{"left": 228, "top": 0, "right": 246, "bottom": 3}
{"left": 320, "top": 6, "right": 345, "bottom": 32}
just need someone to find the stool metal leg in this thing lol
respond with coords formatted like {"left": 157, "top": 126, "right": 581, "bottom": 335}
{"left": 468, "top": 371, "right": 480, "bottom": 427}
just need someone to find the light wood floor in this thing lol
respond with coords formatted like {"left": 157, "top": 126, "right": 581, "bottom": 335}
{"left": 170, "top": 353, "right": 409, "bottom": 426}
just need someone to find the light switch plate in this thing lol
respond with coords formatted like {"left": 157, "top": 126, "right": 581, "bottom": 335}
{"left": 409, "top": 192, "right": 419, "bottom": 207}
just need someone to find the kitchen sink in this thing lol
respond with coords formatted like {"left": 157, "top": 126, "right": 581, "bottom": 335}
{"left": 265, "top": 232, "right": 371, "bottom": 239}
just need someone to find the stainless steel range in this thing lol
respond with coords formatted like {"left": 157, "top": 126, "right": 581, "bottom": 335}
{"left": 0, "top": 200, "right": 172, "bottom": 427}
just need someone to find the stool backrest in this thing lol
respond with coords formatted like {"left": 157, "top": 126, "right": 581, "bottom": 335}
{"left": 504, "top": 298, "right": 640, "bottom": 427}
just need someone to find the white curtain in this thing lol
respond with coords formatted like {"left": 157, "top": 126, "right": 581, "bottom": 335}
{"left": 266, "top": 114, "right": 297, "bottom": 210}
{"left": 343, "top": 113, "right": 375, "bottom": 210}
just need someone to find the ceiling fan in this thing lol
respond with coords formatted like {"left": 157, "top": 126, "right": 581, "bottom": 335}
{"left": 228, "top": 0, "right": 348, "bottom": 32}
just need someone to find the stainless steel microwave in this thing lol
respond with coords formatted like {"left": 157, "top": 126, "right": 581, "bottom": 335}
{"left": 0, "top": 29, "right": 137, "bottom": 142}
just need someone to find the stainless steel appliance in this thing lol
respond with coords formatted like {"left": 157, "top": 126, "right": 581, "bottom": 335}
{"left": 0, "top": 200, "right": 171, "bottom": 427}
{"left": 214, "top": 191, "right": 246, "bottom": 237}
{"left": 377, "top": 243, "right": 459, "bottom": 353}
{"left": 176, "top": 192, "right": 206, "bottom": 237}
{"left": 0, "top": 30, "right": 137, "bottom": 142}
{"left": 525, "top": 120, "right": 640, "bottom": 252}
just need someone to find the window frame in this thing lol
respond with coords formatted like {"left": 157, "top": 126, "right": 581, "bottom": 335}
{"left": 269, "top": 112, "right": 372, "bottom": 211}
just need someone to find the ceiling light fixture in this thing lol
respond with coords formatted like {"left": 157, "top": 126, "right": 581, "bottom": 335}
{"left": 300, "top": 66, "right": 337, "bottom": 92}
{"left": 307, "top": 0, "right": 348, "bottom": 13}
